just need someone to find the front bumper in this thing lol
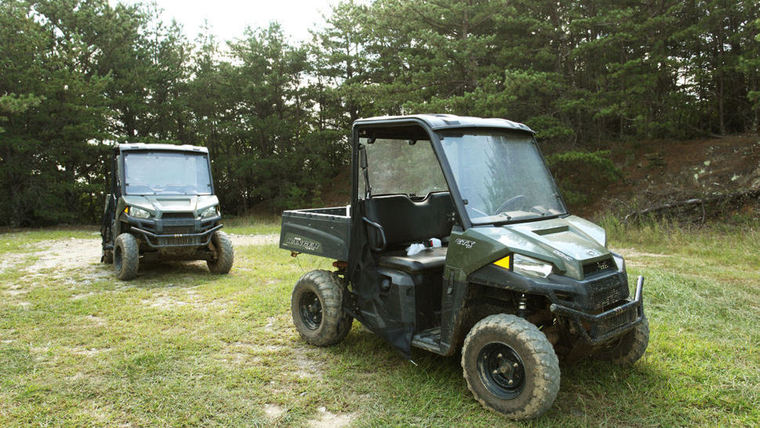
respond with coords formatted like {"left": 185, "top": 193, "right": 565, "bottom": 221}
{"left": 124, "top": 213, "right": 222, "bottom": 248}
{"left": 550, "top": 276, "right": 645, "bottom": 344}
{"left": 132, "top": 224, "right": 222, "bottom": 248}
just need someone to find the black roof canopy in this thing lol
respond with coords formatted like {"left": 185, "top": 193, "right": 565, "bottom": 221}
{"left": 354, "top": 114, "right": 534, "bottom": 140}
{"left": 116, "top": 143, "right": 209, "bottom": 154}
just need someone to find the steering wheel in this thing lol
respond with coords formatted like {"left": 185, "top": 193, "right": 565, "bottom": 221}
{"left": 466, "top": 205, "right": 489, "bottom": 218}
{"left": 495, "top": 195, "right": 526, "bottom": 214}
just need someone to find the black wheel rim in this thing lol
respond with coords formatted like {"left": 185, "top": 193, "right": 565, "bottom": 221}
{"left": 299, "top": 291, "right": 322, "bottom": 330}
{"left": 477, "top": 342, "right": 526, "bottom": 399}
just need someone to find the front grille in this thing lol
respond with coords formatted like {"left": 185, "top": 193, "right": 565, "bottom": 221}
{"left": 158, "top": 236, "right": 201, "bottom": 246}
{"left": 583, "top": 257, "right": 616, "bottom": 277}
{"left": 586, "top": 274, "right": 628, "bottom": 309}
{"left": 163, "top": 226, "right": 194, "bottom": 234}
{"left": 162, "top": 212, "right": 195, "bottom": 219}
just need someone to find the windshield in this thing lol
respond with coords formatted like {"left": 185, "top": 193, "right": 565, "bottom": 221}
{"left": 439, "top": 130, "right": 566, "bottom": 224}
{"left": 123, "top": 151, "right": 212, "bottom": 195}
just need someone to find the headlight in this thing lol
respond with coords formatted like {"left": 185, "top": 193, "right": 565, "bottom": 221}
{"left": 128, "top": 206, "right": 152, "bottom": 219}
{"left": 512, "top": 254, "right": 553, "bottom": 279}
{"left": 199, "top": 205, "right": 219, "bottom": 219}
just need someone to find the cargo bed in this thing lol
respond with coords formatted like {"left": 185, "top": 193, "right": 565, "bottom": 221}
{"left": 279, "top": 206, "right": 351, "bottom": 261}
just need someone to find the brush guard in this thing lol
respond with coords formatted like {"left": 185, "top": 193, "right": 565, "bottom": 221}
{"left": 550, "top": 276, "right": 645, "bottom": 345}
{"left": 131, "top": 224, "right": 222, "bottom": 248}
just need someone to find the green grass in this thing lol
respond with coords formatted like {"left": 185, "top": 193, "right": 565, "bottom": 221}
{"left": 0, "top": 222, "right": 758, "bottom": 426}
{"left": 223, "top": 215, "right": 281, "bottom": 236}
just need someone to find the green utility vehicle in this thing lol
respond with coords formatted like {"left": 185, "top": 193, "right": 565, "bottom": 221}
{"left": 101, "top": 143, "right": 233, "bottom": 280}
{"left": 279, "top": 115, "right": 648, "bottom": 419}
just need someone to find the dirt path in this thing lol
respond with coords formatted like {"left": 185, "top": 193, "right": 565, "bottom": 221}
{"left": 227, "top": 233, "right": 278, "bottom": 246}
{"left": 0, "top": 233, "right": 279, "bottom": 277}
{"left": 611, "top": 248, "right": 671, "bottom": 259}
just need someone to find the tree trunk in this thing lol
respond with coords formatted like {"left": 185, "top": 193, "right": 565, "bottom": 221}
{"left": 719, "top": 75, "right": 725, "bottom": 135}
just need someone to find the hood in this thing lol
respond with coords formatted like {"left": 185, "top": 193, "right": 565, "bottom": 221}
{"left": 469, "top": 215, "right": 609, "bottom": 280}
{"left": 122, "top": 194, "right": 219, "bottom": 216}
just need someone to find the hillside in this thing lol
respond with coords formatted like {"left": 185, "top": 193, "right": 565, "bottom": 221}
{"left": 585, "top": 135, "right": 760, "bottom": 220}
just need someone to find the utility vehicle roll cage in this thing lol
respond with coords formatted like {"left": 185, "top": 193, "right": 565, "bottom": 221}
{"left": 110, "top": 143, "right": 215, "bottom": 197}
{"left": 349, "top": 114, "right": 565, "bottom": 231}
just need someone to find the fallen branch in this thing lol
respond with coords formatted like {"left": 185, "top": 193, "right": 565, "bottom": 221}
{"left": 624, "top": 189, "right": 760, "bottom": 223}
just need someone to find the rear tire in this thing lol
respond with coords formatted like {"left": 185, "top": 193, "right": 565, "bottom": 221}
{"left": 594, "top": 315, "right": 649, "bottom": 365}
{"left": 207, "top": 231, "right": 234, "bottom": 274}
{"left": 291, "top": 270, "right": 352, "bottom": 346}
{"left": 114, "top": 233, "right": 139, "bottom": 280}
{"left": 461, "top": 314, "right": 560, "bottom": 419}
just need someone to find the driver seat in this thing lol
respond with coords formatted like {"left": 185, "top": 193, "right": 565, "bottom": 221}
{"left": 362, "top": 193, "right": 454, "bottom": 274}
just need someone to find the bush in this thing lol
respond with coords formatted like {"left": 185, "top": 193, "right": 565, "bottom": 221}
{"left": 547, "top": 150, "right": 621, "bottom": 208}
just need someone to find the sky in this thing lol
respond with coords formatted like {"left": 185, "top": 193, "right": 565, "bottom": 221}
{"left": 115, "top": 0, "right": 340, "bottom": 43}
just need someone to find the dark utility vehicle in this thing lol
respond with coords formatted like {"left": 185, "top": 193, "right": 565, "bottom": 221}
{"left": 279, "top": 115, "right": 648, "bottom": 419}
{"left": 101, "top": 143, "right": 233, "bottom": 280}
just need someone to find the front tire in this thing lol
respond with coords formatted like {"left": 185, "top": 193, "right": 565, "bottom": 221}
{"left": 114, "top": 233, "right": 139, "bottom": 280}
{"left": 207, "top": 231, "right": 234, "bottom": 274}
{"left": 461, "top": 314, "right": 560, "bottom": 419}
{"left": 594, "top": 315, "right": 649, "bottom": 365}
{"left": 291, "top": 270, "right": 352, "bottom": 346}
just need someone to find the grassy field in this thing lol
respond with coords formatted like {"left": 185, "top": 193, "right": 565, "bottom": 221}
{"left": 223, "top": 216, "right": 282, "bottom": 236}
{"left": 0, "top": 219, "right": 758, "bottom": 427}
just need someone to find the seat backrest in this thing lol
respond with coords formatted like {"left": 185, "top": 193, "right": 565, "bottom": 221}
{"left": 364, "top": 192, "right": 455, "bottom": 250}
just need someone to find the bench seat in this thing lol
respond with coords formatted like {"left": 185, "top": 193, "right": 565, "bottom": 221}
{"left": 378, "top": 247, "right": 447, "bottom": 273}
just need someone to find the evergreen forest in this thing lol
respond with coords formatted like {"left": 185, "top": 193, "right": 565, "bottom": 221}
{"left": 1, "top": 0, "right": 758, "bottom": 226}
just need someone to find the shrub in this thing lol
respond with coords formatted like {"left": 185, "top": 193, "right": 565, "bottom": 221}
{"left": 547, "top": 150, "right": 621, "bottom": 208}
